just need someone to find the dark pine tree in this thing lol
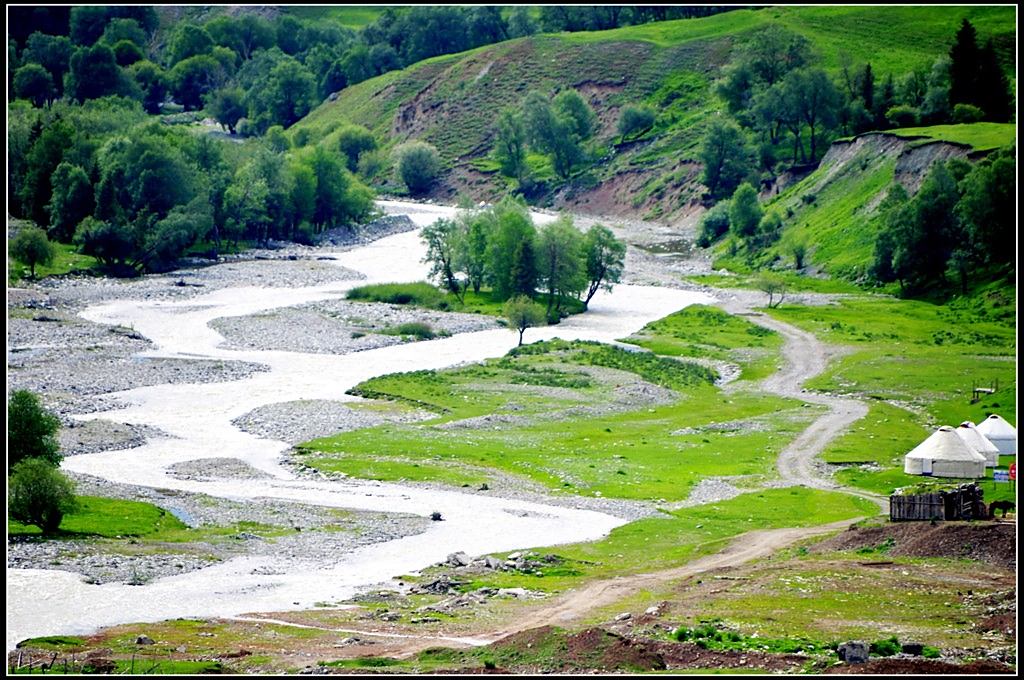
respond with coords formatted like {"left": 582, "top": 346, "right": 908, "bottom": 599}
{"left": 510, "top": 238, "right": 537, "bottom": 298}
{"left": 948, "top": 19, "right": 981, "bottom": 109}
{"left": 976, "top": 39, "right": 1013, "bottom": 122}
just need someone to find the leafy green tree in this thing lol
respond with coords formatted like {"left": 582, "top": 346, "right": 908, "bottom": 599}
{"left": 700, "top": 119, "right": 755, "bottom": 199}
{"left": 368, "top": 43, "right": 401, "bottom": 75}
{"left": 892, "top": 162, "right": 961, "bottom": 291}
{"left": 755, "top": 210, "right": 783, "bottom": 249}
{"left": 23, "top": 33, "right": 73, "bottom": 97}
{"left": 171, "top": 54, "right": 225, "bottom": 110}
{"left": 263, "top": 58, "right": 317, "bottom": 127}
{"left": 494, "top": 108, "right": 528, "bottom": 183}
{"left": 340, "top": 45, "right": 375, "bottom": 86}
{"left": 957, "top": 150, "right": 1015, "bottom": 270}
{"left": 19, "top": 118, "right": 74, "bottom": 227}
{"left": 696, "top": 200, "right": 731, "bottom": 247}
{"left": 112, "top": 40, "right": 145, "bottom": 67}
{"left": 8, "top": 390, "right": 62, "bottom": 470}
{"left": 128, "top": 60, "right": 168, "bottom": 114}
{"left": 46, "top": 162, "right": 93, "bottom": 242}
{"left": 304, "top": 145, "right": 374, "bottom": 230}
{"left": 100, "top": 18, "right": 148, "bottom": 49}
{"left": 422, "top": 217, "right": 465, "bottom": 301}
{"left": 485, "top": 198, "right": 536, "bottom": 299}
{"left": 744, "top": 24, "right": 812, "bottom": 86}
{"left": 145, "top": 199, "right": 212, "bottom": 270}
{"left": 70, "top": 6, "right": 112, "bottom": 45}
{"left": 782, "top": 67, "right": 841, "bottom": 160}
{"left": 507, "top": 6, "right": 539, "bottom": 38}
{"left": 394, "top": 140, "right": 441, "bottom": 194}
{"left": 13, "top": 64, "right": 54, "bottom": 107}
{"left": 66, "top": 44, "right": 126, "bottom": 102}
{"left": 729, "top": 183, "right": 762, "bottom": 240}
{"left": 287, "top": 161, "right": 317, "bottom": 237}
{"left": 168, "top": 23, "right": 213, "bottom": 65}
{"left": 455, "top": 212, "right": 490, "bottom": 294}
{"left": 537, "top": 216, "right": 586, "bottom": 313}
{"left": 617, "top": 105, "right": 656, "bottom": 138}
{"left": 336, "top": 125, "right": 377, "bottom": 171}
{"left": 756, "top": 273, "right": 788, "bottom": 308}
{"left": 510, "top": 237, "right": 538, "bottom": 300}
{"left": 10, "top": 227, "right": 55, "bottom": 279}
{"left": 8, "top": 459, "right": 78, "bottom": 534}
{"left": 76, "top": 217, "right": 136, "bottom": 269}
{"left": 870, "top": 184, "right": 910, "bottom": 284}
{"left": 523, "top": 90, "right": 585, "bottom": 179}
{"left": 921, "top": 56, "right": 951, "bottom": 124}
{"left": 582, "top": 224, "right": 625, "bottom": 307}
{"left": 504, "top": 295, "right": 546, "bottom": 346}
{"left": 205, "top": 87, "right": 246, "bottom": 133}
{"left": 265, "top": 125, "right": 290, "bottom": 153}
{"left": 553, "top": 89, "right": 597, "bottom": 142}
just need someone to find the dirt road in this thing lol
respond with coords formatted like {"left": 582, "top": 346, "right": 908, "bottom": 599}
{"left": 718, "top": 292, "right": 887, "bottom": 512}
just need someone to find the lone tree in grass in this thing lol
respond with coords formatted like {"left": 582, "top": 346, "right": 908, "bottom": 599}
{"left": 11, "top": 227, "right": 55, "bottom": 279}
{"left": 757, "top": 273, "right": 788, "bottom": 308}
{"left": 504, "top": 295, "right": 546, "bottom": 346}
{"left": 8, "top": 389, "right": 62, "bottom": 471}
{"left": 8, "top": 458, "right": 78, "bottom": 534}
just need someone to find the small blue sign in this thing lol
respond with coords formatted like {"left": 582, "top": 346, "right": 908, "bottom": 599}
{"left": 993, "top": 470, "right": 1010, "bottom": 483}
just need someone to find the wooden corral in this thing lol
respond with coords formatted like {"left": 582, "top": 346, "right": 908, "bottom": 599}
{"left": 889, "top": 483, "right": 986, "bottom": 521}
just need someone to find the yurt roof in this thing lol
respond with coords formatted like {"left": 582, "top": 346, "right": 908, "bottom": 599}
{"left": 976, "top": 414, "right": 1017, "bottom": 440}
{"left": 905, "top": 426, "right": 987, "bottom": 462}
{"left": 956, "top": 422, "right": 1000, "bottom": 454}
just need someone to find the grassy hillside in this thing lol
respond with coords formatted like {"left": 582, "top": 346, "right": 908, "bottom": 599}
{"left": 710, "top": 122, "right": 1016, "bottom": 281}
{"left": 292, "top": 5, "right": 1014, "bottom": 218}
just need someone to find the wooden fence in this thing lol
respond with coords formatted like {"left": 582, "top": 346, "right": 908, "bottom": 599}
{"left": 889, "top": 483, "right": 985, "bottom": 521}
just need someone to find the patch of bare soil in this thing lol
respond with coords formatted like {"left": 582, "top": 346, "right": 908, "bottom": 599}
{"left": 489, "top": 626, "right": 666, "bottom": 672}
{"left": 650, "top": 640, "right": 808, "bottom": 672}
{"left": 822, "top": 658, "right": 1015, "bottom": 674}
{"left": 812, "top": 521, "right": 1017, "bottom": 569}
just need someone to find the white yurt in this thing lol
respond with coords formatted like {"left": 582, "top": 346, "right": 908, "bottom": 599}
{"left": 955, "top": 421, "right": 1001, "bottom": 467}
{"left": 976, "top": 414, "right": 1016, "bottom": 455}
{"left": 904, "top": 426, "right": 987, "bottom": 478}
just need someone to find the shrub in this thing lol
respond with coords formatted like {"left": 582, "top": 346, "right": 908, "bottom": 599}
{"left": 10, "top": 227, "right": 55, "bottom": 279}
{"left": 8, "top": 459, "right": 78, "bottom": 534}
{"left": 869, "top": 636, "right": 901, "bottom": 657}
{"left": 790, "top": 240, "right": 808, "bottom": 270}
{"left": 952, "top": 103, "right": 984, "bottom": 123}
{"left": 697, "top": 201, "right": 731, "bottom": 247}
{"left": 886, "top": 104, "right": 920, "bottom": 127}
{"left": 922, "top": 646, "right": 941, "bottom": 659}
{"left": 8, "top": 389, "right": 62, "bottom": 470}
{"left": 336, "top": 125, "right": 377, "bottom": 171}
{"left": 357, "top": 148, "right": 386, "bottom": 180}
{"left": 394, "top": 140, "right": 441, "bottom": 194}
{"left": 347, "top": 282, "right": 448, "bottom": 309}
{"left": 382, "top": 322, "right": 437, "bottom": 340}
{"left": 617, "top": 104, "right": 656, "bottom": 138}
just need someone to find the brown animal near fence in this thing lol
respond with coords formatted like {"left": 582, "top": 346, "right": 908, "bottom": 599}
{"left": 988, "top": 500, "right": 1015, "bottom": 518}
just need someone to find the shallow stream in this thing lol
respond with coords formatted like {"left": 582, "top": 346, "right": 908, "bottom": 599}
{"left": 6, "top": 201, "right": 713, "bottom": 651}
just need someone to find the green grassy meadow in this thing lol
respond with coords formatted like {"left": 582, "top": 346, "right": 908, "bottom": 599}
{"left": 624, "top": 304, "right": 784, "bottom": 381}
{"left": 889, "top": 122, "right": 1017, "bottom": 151}
{"left": 299, "top": 338, "right": 819, "bottom": 500}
